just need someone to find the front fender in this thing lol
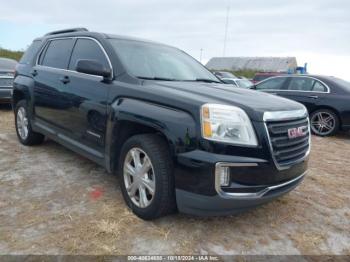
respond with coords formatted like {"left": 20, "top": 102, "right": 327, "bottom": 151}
{"left": 105, "top": 98, "right": 198, "bottom": 171}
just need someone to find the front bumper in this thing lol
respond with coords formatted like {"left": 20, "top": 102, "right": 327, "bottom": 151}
{"left": 176, "top": 172, "right": 305, "bottom": 216}
{"left": 174, "top": 150, "right": 308, "bottom": 216}
{"left": 0, "top": 88, "right": 12, "bottom": 102}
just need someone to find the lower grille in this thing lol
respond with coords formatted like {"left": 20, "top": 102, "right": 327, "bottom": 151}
{"left": 265, "top": 117, "right": 310, "bottom": 169}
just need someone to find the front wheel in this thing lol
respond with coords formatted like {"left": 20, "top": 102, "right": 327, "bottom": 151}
{"left": 310, "top": 109, "right": 339, "bottom": 136}
{"left": 15, "top": 100, "right": 45, "bottom": 145}
{"left": 118, "top": 134, "right": 176, "bottom": 220}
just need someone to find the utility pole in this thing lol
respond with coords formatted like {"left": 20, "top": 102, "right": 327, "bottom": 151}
{"left": 200, "top": 48, "right": 203, "bottom": 63}
{"left": 223, "top": 6, "right": 230, "bottom": 57}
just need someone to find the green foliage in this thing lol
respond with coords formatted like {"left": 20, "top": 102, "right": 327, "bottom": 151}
{"left": 0, "top": 48, "right": 24, "bottom": 61}
{"left": 231, "top": 70, "right": 259, "bottom": 79}
{"left": 217, "top": 69, "right": 258, "bottom": 79}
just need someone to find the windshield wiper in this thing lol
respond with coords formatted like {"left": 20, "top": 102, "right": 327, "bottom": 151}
{"left": 136, "top": 76, "right": 176, "bottom": 81}
{"left": 185, "top": 78, "right": 221, "bottom": 83}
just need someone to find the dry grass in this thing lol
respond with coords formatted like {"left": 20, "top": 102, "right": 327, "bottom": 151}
{"left": 0, "top": 110, "right": 349, "bottom": 255}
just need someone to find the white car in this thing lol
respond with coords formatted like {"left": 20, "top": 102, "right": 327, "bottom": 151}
{"left": 221, "top": 78, "right": 253, "bottom": 88}
{"left": 0, "top": 58, "right": 17, "bottom": 103}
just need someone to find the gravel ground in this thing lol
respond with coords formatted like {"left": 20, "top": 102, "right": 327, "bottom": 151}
{"left": 0, "top": 105, "right": 349, "bottom": 255}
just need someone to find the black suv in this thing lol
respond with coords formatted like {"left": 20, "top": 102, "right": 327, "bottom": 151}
{"left": 13, "top": 28, "right": 310, "bottom": 220}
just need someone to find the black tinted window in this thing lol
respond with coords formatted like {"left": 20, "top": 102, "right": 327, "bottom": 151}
{"left": 41, "top": 39, "right": 74, "bottom": 69}
{"left": 313, "top": 81, "right": 327, "bottom": 92}
{"left": 288, "top": 77, "right": 314, "bottom": 91}
{"left": 69, "top": 39, "right": 109, "bottom": 70}
{"left": 256, "top": 77, "right": 286, "bottom": 90}
{"left": 19, "top": 40, "right": 42, "bottom": 64}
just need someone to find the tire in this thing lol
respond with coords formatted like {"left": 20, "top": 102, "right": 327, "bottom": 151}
{"left": 310, "top": 109, "right": 339, "bottom": 136}
{"left": 15, "top": 100, "right": 45, "bottom": 145}
{"left": 118, "top": 134, "right": 176, "bottom": 220}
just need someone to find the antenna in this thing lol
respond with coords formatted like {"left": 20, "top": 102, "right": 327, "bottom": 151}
{"left": 223, "top": 6, "right": 230, "bottom": 57}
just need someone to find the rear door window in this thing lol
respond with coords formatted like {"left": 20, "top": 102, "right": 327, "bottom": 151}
{"left": 256, "top": 77, "right": 287, "bottom": 90}
{"left": 287, "top": 77, "right": 314, "bottom": 91}
{"left": 40, "top": 39, "right": 75, "bottom": 69}
{"left": 68, "top": 39, "right": 109, "bottom": 70}
{"left": 19, "top": 40, "right": 42, "bottom": 65}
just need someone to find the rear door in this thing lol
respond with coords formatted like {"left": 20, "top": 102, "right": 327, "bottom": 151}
{"left": 33, "top": 38, "right": 75, "bottom": 130}
{"left": 276, "top": 77, "right": 328, "bottom": 112}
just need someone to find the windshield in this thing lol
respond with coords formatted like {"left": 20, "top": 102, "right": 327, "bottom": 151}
{"left": 236, "top": 79, "right": 253, "bottom": 88}
{"left": 109, "top": 39, "right": 219, "bottom": 82}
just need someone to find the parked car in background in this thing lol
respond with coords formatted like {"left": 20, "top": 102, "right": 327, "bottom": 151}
{"left": 252, "top": 72, "right": 286, "bottom": 84}
{"left": 0, "top": 58, "right": 17, "bottom": 103}
{"left": 212, "top": 71, "right": 238, "bottom": 79}
{"left": 13, "top": 28, "right": 310, "bottom": 220}
{"left": 221, "top": 78, "right": 253, "bottom": 88}
{"left": 253, "top": 75, "right": 350, "bottom": 136}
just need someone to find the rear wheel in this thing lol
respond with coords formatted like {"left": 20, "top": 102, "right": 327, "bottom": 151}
{"left": 118, "top": 134, "right": 176, "bottom": 220}
{"left": 310, "top": 109, "right": 339, "bottom": 136}
{"left": 15, "top": 100, "right": 45, "bottom": 145}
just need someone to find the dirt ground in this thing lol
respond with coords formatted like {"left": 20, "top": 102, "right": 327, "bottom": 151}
{"left": 0, "top": 105, "right": 349, "bottom": 255}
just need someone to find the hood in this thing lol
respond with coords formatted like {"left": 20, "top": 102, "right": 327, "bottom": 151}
{"left": 145, "top": 81, "right": 305, "bottom": 122}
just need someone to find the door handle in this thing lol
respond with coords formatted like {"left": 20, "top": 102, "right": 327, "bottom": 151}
{"left": 59, "top": 76, "right": 70, "bottom": 84}
{"left": 31, "top": 69, "right": 38, "bottom": 77}
{"left": 308, "top": 95, "right": 318, "bottom": 99}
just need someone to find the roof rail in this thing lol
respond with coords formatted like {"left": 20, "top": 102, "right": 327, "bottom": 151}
{"left": 44, "top": 28, "right": 88, "bottom": 36}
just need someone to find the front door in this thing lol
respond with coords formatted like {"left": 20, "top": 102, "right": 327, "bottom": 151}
{"left": 63, "top": 38, "right": 111, "bottom": 152}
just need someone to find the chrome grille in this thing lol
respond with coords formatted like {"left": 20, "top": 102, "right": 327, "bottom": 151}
{"left": 265, "top": 117, "right": 310, "bottom": 169}
{"left": 0, "top": 78, "right": 13, "bottom": 88}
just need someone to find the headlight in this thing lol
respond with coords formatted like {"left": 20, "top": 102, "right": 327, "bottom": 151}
{"left": 201, "top": 103, "right": 258, "bottom": 146}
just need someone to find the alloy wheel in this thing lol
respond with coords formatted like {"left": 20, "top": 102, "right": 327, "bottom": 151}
{"left": 17, "top": 107, "right": 29, "bottom": 140}
{"left": 123, "top": 147, "right": 155, "bottom": 208}
{"left": 310, "top": 111, "right": 335, "bottom": 136}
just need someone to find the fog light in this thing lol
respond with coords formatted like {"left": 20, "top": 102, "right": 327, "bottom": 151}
{"left": 216, "top": 165, "right": 230, "bottom": 186}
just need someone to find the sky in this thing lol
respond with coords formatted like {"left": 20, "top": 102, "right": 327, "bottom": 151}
{"left": 0, "top": 0, "right": 349, "bottom": 80}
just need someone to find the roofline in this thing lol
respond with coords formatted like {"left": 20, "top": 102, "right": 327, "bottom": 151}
{"left": 44, "top": 28, "right": 88, "bottom": 36}
{"left": 32, "top": 29, "right": 171, "bottom": 48}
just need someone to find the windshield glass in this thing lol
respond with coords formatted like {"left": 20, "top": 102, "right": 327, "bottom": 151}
{"left": 109, "top": 39, "right": 219, "bottom": 82}
{"left": 236, "top": 79, "right": 253, "bottom": 88}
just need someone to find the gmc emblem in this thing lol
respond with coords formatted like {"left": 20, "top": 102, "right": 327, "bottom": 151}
{"left": 288, "top": 126, "right": 307, "bottom": 139}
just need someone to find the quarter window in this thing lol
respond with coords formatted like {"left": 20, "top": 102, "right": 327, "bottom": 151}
{"left": 40, "top": 39, "right": 75, "bottom": 69}
{"left": 287, "top": 77, "right": 314, "bottom": 91}
{"left": 69, "top": 39, "right": 110, "bottom": 70}
{"left": 20, "top": 40, "right": 42, "bottom": 65}
{"left": 313, "top": 81, "right": 327, "bottom": 92}
{"left": 256, "top": 77, "right": 287, "bottom": 90}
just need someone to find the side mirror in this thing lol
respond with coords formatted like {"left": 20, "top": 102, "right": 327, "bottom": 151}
{"left": 250, "top": 85, "right": 257, "bottom": 90}
{"left": 76, "top": 59, "right": 111, "bottom": 78}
